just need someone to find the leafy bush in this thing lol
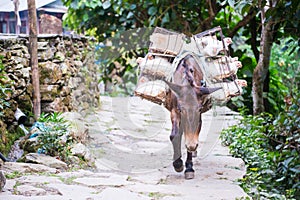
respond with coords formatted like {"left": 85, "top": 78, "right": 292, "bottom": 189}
{"left": 220, "top": 95, "right": 300, "bottom": 199}
{"left": 36, "top": 113, "right": 73, "bottom": 162}
{"left": 268, "top": 38, "right": 300, "bottom": 114}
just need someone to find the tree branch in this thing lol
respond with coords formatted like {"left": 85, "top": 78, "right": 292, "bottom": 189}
{"left": 197, "top": 0, "right": 222, "bottom": 32}
{"left": 202, "top": 0, "right": 217, "bottom": 29}
{"left": 228, "top": 10, "right": 257, "bottom": 38}
{"left": 250, "top": 17, "right": 260, "bottom": 62}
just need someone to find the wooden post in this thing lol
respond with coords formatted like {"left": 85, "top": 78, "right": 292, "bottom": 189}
{"left": 13, "top": 0, "right": 21, "bottom": 34}
{"left": 27, "top": 0, "right": 40, "bottom": 119}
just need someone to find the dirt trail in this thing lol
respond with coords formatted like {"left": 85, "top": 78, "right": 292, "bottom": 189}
{"left": 1, "top": 96, "right": 248, "bottom": 200}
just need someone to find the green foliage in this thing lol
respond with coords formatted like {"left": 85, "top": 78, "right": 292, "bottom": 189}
{"left": 62, "top": 0, "right": 226, "bottom": 40}
{"left": 38, "top": 112, "right": 66, "bottom": 123}
{"left": 63, "top": 0, "right": 300, "bottom": 110}
{"left": 0, "top": 126, "right": 25, "bottom": 157}
{"left": 5, "top": 171, "right": 22, "bottom": 179}
{"left": 0, "top": 55, "right": 11, "bottom": 117}
{"left": 268, "top": 38, "right": 300, "bottom": 114}
{"left": 36, "top": 113, "right": 73, "bottom": 162}
{"left": 220, "top": 95, "right": 300, "bottom": 199}
{"left": 229, "top": 36, "right": 300, "bottom": 114}
{"left": 0, "top": 54, "right": 22, "bottom": 155}
{"left": 228, "top": 0, "right": 300, "bottom": 42}
{"left": 226, "top": 0, "right": 300, "bottom": 114}
{"left": 0, "top": 55, "right": 23, "bottom": 156}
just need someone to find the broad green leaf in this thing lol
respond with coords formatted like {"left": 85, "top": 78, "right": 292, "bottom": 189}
{"left": 241, "top": 4, "right": 251, "bottom": 15}
{"left": 83, "top": 13, "right": 89, "bottom": 22}
{"left": 70, "top": 1, "right": 79, "bottom": 9}
{"left": 127, "top": 11, "right": 134, "bottom": 19}
{"left": 228, "top": 0, "right": 235, "bottom": 8}
{"left": 102, "top": 1, "right": 111, "bottom": 9}
{"left": 148, "top": 6, "right": 157, "bottom": 16}
{"left": 285, "top": 1, "right": 292, "bottom": 7}
{"left": 276, "top": 176, "right": 286, "bottom": 182}
{"left": 162, "top": 12, "right": 170, "bottom": 24}
{"left": 89, "top": 1, "right": 100, "bottom": 9}
{"left": 150, "top": 16, "right": 158, "bottom": 26}
{"left": 130, "top": 4, "right": 137, "bottom": 10}
{"left": 98, "top": 10, "right": 105, "bottom": 15}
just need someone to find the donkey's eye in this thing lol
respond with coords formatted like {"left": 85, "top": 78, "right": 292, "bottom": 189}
{"left": 190, "top": 68, "right": 194, "bottom": 73}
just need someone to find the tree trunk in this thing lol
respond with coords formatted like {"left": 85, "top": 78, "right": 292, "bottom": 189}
{"left": 27, "top": 0, "right": 40, "bottom": 119}
{"left": 249, "top": 17, "right": 259, "bottom": 62}
{"left": 252, "top": 0, "right": 276, "bottom": 115}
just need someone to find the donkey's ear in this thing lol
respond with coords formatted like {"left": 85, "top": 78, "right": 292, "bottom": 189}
{"left": 196, "top": 86, "right": 222, "bottom": 95}
{"left": 163, "top": 80, "right": 184, "bottom": 97}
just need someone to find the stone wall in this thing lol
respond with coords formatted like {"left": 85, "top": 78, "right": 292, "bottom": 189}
{"left": 0, "top": 34, "right": 100, "bottom": 124}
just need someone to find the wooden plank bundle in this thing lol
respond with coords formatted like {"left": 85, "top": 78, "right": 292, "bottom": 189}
{"left": 134, "top": 55, "right": 174, "bottom": 105}
{"left": 134, "top": 26, "right": 247, "bottom": 105}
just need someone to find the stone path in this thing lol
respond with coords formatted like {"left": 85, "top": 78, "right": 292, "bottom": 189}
{"left": 0, "top": 96, "right": 248, "bottom": 200}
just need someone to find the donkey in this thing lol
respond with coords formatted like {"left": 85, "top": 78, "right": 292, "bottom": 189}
{"left": 164, "top": 54, "right": 220, "bottom": 179}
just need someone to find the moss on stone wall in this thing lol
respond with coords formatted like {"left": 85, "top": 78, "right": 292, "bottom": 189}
{"left": 0, "top": 35, "right": 100, "bottom": 156}
{"left": 0, "top": 35, "right": 100, "bottom": 116}
{"left": 0, "top": 120, "right": 24, "bottom": 157}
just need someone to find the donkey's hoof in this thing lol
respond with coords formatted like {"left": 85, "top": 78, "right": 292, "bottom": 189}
{"left": 174, "top": 165, "right": 184, "bottom": 172}
{"left": 184, "top": 162, "right": 195, "bottom": 179}
{"left": 184, "top": 171, "right": 195, "bottom": 179}
{"left": 173, "top": 158, "right": 183, "bottom": 172}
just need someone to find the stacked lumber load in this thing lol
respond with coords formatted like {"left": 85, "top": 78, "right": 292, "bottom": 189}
{"left": 134, "top": 28, "right": 183, "bottom": 104}
{"left": 192, "top": 27, "right": 247, "bottom": 103}
{"left": 134, "top": 26, "right": 247, "bottom": 105}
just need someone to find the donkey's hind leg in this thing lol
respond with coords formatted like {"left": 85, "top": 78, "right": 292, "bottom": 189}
{"left": 184, "top": 151, "right": 195, "bottom": 179}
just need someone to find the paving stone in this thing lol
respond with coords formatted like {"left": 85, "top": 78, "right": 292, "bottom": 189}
{"left": 16, "top": 175, "right": 62, "bottom": 185}
{"left": 16, "top": 185, "right": 47, "bottom": 196}
{"left": 57, "top": 169, "right": 94, "bottom": 179}
{"left": 2, "top": 162, "right": 58, "bottom": 174}
{"left": 25, "top": 153, "right": 68, "bottom": 170}
{"left": 1, "top": 179, "right": 16, "bottom": 193}
{"left": 94, "top": 159, "right": 114, "bottom": 171}
{"left": 129, "top": 171, "right": 168, "bottom": 185}
{"left": 46, "top": 183, "right": 99, "bottom": 200}
{"left": 98, "top": 187, "right": 151, "bottom": 200}
{"left": 133, "top": 141, "right": 169, "bottom": 153}
{"left": 74, "top": 174, "right": 131, "bottom": 187}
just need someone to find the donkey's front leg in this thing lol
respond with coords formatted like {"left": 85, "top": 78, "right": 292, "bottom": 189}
{"left": 170, "top": 109, "right": 183, "bottom": 172}
{"left": 172, "top": 130, "right": 183, "bottom": 172}
{"left": 184, "top": 151, "right": 195, "bottom": 179}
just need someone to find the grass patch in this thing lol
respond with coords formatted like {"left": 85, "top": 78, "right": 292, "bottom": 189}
{"left": 13, "top": 181, "right": 22, "bottom": 194}
{"left": 5, "top": 171, "right": 22, "bottom": 179}
{"left": 58, "top": 176, "right": 77, "bottom": 185}
{"left": 148, "top": 192, "right": 178, "bottom": 199}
